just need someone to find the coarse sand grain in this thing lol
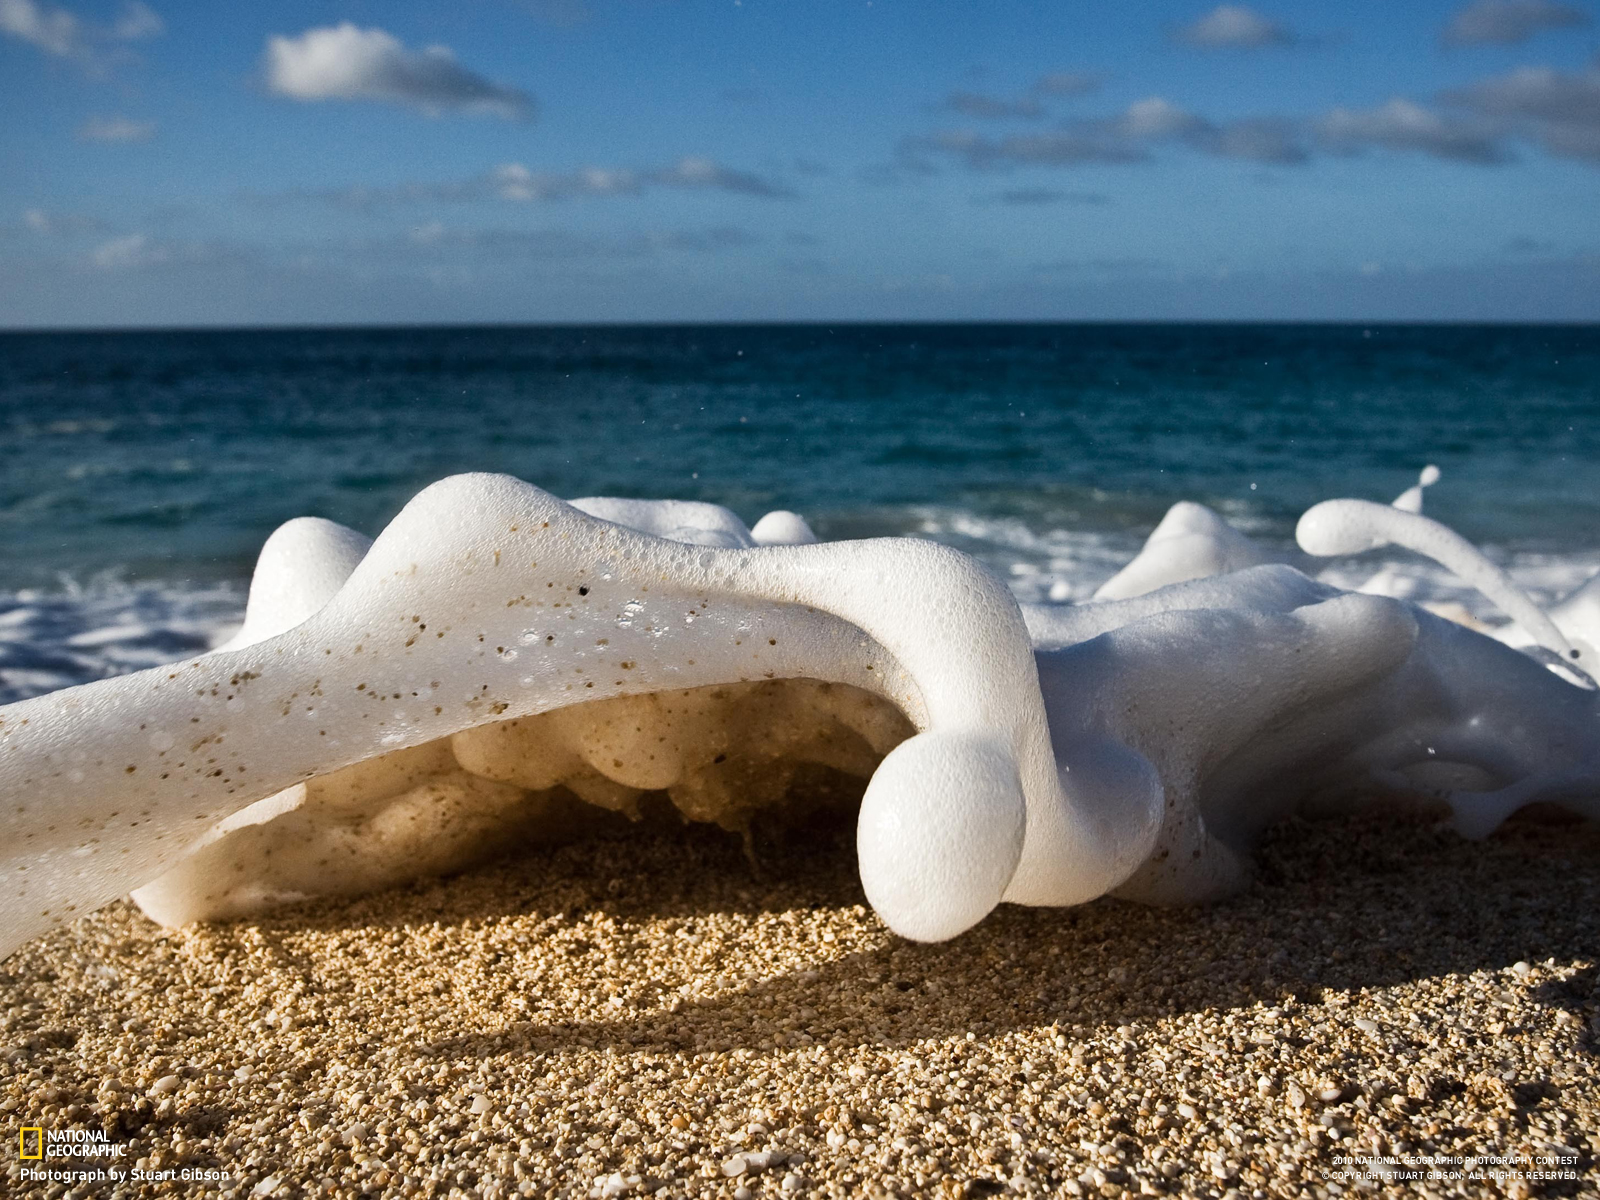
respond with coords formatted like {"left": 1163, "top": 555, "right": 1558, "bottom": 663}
{"left": 3, "top": 808, "right": 1598, "bottom": 1199}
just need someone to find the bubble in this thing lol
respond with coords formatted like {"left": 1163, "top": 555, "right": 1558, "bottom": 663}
{"left": 617, "top": 600, "right": 645, "bottom": 629}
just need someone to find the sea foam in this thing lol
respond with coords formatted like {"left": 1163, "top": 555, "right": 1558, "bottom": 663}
{"left": 1, "top": 471, "right": 1596, "bottom": 958}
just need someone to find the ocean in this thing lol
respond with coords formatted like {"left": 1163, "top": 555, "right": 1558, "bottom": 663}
{"left": 2, "top": 322, "right": 1597, "bottom": 704}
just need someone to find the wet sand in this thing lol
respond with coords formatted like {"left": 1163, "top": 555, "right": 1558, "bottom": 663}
{"left": 3, "top": 810, "right": 1598, "bottom": 1199}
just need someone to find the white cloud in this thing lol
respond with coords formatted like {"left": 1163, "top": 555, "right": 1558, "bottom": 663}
{"left": 289, "top": 157, "right": 793, "bottom": 209}
{"left": 1318, "top": 98, "right": 1509, "bottom": 163}
{"left": 912, "top": 95, "right": 1313, "bottom": 170}
{"left": 91, "top": 233, "right": 165, "bottom": 269}
{"left": 19, "top": 207, "right": 107, "bottom": 235}
{"left": 489, "top": 162, "right": 640, "bottom": 200}
{"left": 77, "top": 115, "right": 156, "bottom": 143}
{"left": 1448, "top": 59, "right": 1600, "bottom": 161}
{"left": 0, "top": 0, "right": 160, "bottom": 63}
{"left": 0, "top": 0, "right": 81, "bottom": 56}
{"left": 1117, "top": 97, "right": 1208, "bottom": 138}
{"left": 263, "top": 23, "right": 534, "bottom": 120}
{"left": 1442, "top": 0, "right": 1589, "bottom": 46}
{"left": 1119, "top": 99, "right": 1309, "bottom": 162}
{"left": 485, "top": 157, "right": 790, "bottom": 201}
{"left": 1175, "top": 4, "right": 1295, "bottom": 48}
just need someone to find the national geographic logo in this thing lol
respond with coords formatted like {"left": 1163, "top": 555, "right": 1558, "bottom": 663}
{"left": 13, "top": 1123, "right": 127, "bottom": 1161}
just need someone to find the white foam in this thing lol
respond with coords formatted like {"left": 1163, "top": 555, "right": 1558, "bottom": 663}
{"left": 1, "top": 473, "right": 1596, "bottom": 958}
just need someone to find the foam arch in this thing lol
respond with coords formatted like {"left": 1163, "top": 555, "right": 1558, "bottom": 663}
{"left": 0, "top": 474, "right": 1148, "bottom": 956}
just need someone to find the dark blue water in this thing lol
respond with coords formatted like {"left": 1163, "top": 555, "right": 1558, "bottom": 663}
{"left": 2, "top": 323, "right": 1597, "bottom": 700}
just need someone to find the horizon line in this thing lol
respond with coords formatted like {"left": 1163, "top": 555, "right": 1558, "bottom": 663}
{"left": 4, "top": 316, "right": 1600, "bottom": 336}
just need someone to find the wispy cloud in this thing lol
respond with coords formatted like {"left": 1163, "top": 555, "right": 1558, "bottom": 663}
{"left": 19, "top": 207, "right": 109, "bottom": 235}
{"left": 385, "top": 223, "right": 761, "bottom": 260}
{"left": 1117, "top": 99, "right": 1309, "bottom": 162}
{"left": 914, "top": 97, "right": 1308, "bottom": 170}
{"left": 0, "top": 0, "right": 80, "bottom": 55}
{"left": 1447, "top": 59, "right": 1600, "bottom": 161}
{"left": 909, "top": 127, "right": 1149, "bottom": 169}
{"left": 1115, "top": 97, "right": 1207, "bottom": 138}
{"left": 90, "top": 232, "right": 165, "bottom": 269}
{"left": 650, "top": 156, "right": 792, "bottom": 197}
{"left": 1318, "top": 98, "right": 1511, "bottom": 163}
{"left": 943, "top": 91, "right": 1045, "bottom": 120}
{"left": 112, "top": 0, "right": 159, "bottom": 40}
{"left": 1442, "top": 0, "right": 1589, "bottom": 47}
{"left": 77, "top": 115, "right": 156, "bottom": 143}
{"left": 263, "top": 23, "right": 535, "bottom": 120}
{"left": 1173, "top": 5, "right": 1296, "bottom": 48}
{"left": 308, "top": 157, "right": 795, "bottom": 208}
{"left": 0, "top": 0, "right": 160, "bottom": 66}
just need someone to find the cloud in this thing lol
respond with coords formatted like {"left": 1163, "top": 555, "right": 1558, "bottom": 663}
{"left": 0, "top": 0, "right": 160, "bottom": 65}
{"left": 20, "top": 207, "right": 108, "bottom": 235}
{"left": 1116, "top": 98, "right": 1308, "bottom": 162}
{"left": 1441, "top": 0, "right": 1589, "bottom": 46}
{"left": 1318, "top": 98, "right": 1510, "bottom": 163}
{"left": 488, "top": 162, "right": 641, "bottom": 200}
{"left": 1191, "top": 117, "right": 1308, "bottom": 163}
{"left": 650, "top": 156, "right": 793, "bottom": 197}
{"left": 944, "top": 91, "right": 1044, "bottom": 120}
{"left": 90, "top": 232, "right": 166, "bottom": 269}
{"left": 914, "top": 97, "right": 1309, "bottom": 170}
{"left": 263, "top": 23, "right": 534, "bottom": 120}
{"left": 1116, "top": 96, "right": 1208, "bottom": 138}
{"left": 910, "top": 128, "right": 1149, "bottom": 169}
{"left": 0, "top": 0, "right": 78, "bottom": 55}
{"left": 1447, "top": 59, "right": 1600, "bottom": 161}
{"left": 77, "top": 115, "right": 156, "bottom": 143}
{"left": 1033, "top": 71, "right": 1102, "bottom": 97}
{"left": 383, "top": 223, "right": 761, "bottom": 260}
{"left": 112, "top": 0, "right": 160, "bottom": 40}
{"left": 286, "top": 156, "right": 793, "bottom": 209}
{"left": 487, "top": 157, "right": 792, "bottom": 200}
{"left": 1174, "top": 4, "right": 1295, "bottom": 48}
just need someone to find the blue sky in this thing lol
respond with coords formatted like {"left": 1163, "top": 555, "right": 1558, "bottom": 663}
{"left": 3, "top": 0, "right": 1599, "bottom": 325}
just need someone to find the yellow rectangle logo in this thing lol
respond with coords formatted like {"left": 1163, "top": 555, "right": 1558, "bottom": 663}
{"left": 19, "top": 1127, "right": 43, "bottom": 1159}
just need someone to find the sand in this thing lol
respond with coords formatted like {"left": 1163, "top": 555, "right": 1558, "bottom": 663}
{"left": 3, "top": 809, "right": 1598, "bottom": 1199}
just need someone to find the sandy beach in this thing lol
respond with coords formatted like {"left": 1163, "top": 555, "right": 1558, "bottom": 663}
{"left": 3, "top": 807, "right": 1596, "bottom": 1199}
